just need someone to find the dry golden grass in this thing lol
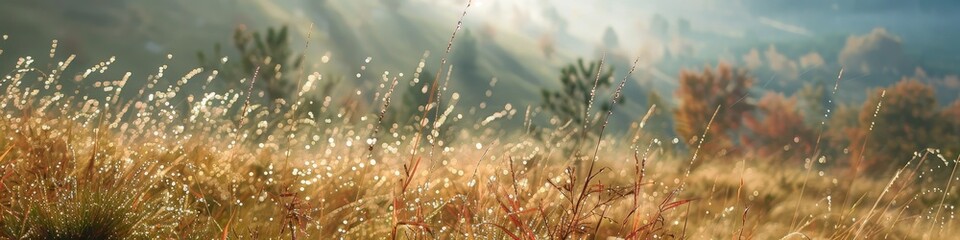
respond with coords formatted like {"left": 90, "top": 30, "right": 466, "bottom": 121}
{"left": 0, "top": 55, "right": 957, "bottom": 240}
{"left": 0, "top": 10, "right": 958, "bottom": 240}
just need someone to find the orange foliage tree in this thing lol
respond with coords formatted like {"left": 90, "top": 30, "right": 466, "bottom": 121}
{"left": 944, "top": 100, "right": 960, "bottom": 120}
{"left": 742, "top": 92, "right": 816, "bottom": 159}
{"left": 939, "top": 100, "right": 960, "bottom": 159}
{"left": 673, "top": 63, "right": 754, "bottom": 154}
{"left": 851, "top": 79, "right": 945, "bottom": 174}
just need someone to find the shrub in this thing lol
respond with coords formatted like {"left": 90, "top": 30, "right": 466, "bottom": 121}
{"left": 5, "top": 188, "right": 152, "bottom": 240}
{"left": 796, "top": 80, "right": 834, "bottom": 128}
{"left": 540, "top": 58, "right": 618, "bottom": 155}
{"left": 642, "top": 90, "right": 676, "bottom": 141}
{"left": 852, "top": 79, "right": 943, "bottom": 174}
{"left": 391, "top": 67, "right": 435, "bottom": 127}
{"left": 938, "top": 100, "right": 960, "bottom": 159}
{"left": 742, "top": 92, "right": 816, "bottom": 159}
{"left": 824, "top": 103, "right": 861, "bottom": 158}
{"left": 197, "top": 25, "right": 305, "bottom": 102}
{"left": 673, "top": 62, "right": 754, "bottom": 155}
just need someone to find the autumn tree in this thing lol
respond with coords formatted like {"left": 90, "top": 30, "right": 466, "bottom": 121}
{"left": 944, "top": 100, "right": 960, "bottom": 121}
{"left": 673, "top": 63, "right": 754, "bottom": 154}
{"left": 851, "top": 79, "right": 944, "bottom": 174}
{"left": 938, "top": 100, "right": 960, "bottom": 160}
{"left": 742, "top": 92, "right": 816, "bottom": 159}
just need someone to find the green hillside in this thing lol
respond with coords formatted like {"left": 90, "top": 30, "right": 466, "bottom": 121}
{"left": 0, "top": 0, "right": 596, "bottom": 125}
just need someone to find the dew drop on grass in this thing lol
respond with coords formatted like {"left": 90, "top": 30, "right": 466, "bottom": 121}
{"left": 467, "top": 179, "right": 477, "bottom": 187}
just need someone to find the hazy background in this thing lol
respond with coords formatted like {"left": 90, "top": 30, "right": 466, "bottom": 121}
{"left": 1, "top": 0, "right": 957, "bottom": 130}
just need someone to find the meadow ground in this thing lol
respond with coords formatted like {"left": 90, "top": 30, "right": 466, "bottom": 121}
{"left": 0, "top": 5, "right": 958, "bottom": 237}
{"left": 0, "top": 47, "right": 957, "bottom": 240}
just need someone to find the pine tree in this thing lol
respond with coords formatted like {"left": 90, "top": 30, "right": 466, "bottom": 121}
{"left": 602, "top": 26, "right": 619, "bottom": 48}
{"left": 197, "top": 25, "right": 304, "bottom": 102}
{"left": 541, "top": 58, "right": 616, "bottom": 130}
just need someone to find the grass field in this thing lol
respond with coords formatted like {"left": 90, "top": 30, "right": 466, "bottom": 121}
{"left": 1, "top": 5, "right": 959, "bottom": 240}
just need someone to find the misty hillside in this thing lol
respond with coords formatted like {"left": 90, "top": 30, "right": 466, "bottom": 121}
{"left": 2, "top": 0, "right": 959, "bottom": 129}
{"left": 0, "top": 0, "right": 612, "bottom": 126}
